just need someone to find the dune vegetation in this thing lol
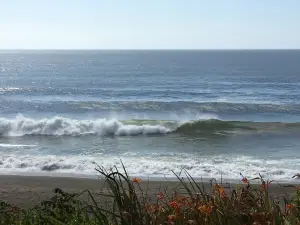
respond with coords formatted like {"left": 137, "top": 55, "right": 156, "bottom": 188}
{"left": 1, "top": 164, "right": 300, "bottom": 225}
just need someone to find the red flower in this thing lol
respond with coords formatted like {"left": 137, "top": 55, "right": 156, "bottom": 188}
{"left": 169, "top": 201, "right": 179, "bottom": 209}
{"left": 167, "top": 215, "right": 175, "bottom": 224}
{"left": 168, "top": 215, "right": 175, "bottom": 221}
{"left": 260, "top": 182, "right": 268, "bottom": 191}
{"left": 242, "top": 177, "right": 249, "bottom": 184}
{"left": 157, "top": 192, "right": 164, "bottom": 200}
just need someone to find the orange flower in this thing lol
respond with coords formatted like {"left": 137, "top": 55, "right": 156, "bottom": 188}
{"left": 213, "top": 184, "right": 222, "bottom": 190}
{"left": 213, "top": 184, "right": 227, "bottom": 198}
{"left": 131, "top": 177, "right": 141, "bottom": 183}
{"left": 198, "top": 204, "right": 212, "bottom": 215}
{"left": 157, "top": 192, "right": 164, "bottom": 200}
{"left": 286, "top": 203, "right": 295, "bottom": 210}
{"left": 242, "top": 177, "right": 249, "bottom": 184}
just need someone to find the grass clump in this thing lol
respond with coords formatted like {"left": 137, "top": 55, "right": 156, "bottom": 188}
{"left": 1, "top": 165, "right": 300, "bottom": 224}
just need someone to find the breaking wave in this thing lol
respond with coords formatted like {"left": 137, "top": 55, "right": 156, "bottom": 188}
{"left": 0, "top": 116, "right": 170, "bottom": 136}
{"left": 0, "top": 115, "right": 300, "bottom": 137}
{"left": 174, "top": 119, "right": 300, "bottom": 134}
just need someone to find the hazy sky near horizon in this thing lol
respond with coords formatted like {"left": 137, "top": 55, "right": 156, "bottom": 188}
{"left": 0, "top": 1, "right": 299, "bottom": 49}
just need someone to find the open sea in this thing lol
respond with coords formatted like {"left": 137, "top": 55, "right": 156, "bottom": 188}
{"left": 0, "top": 50, "right": 300, "bottom": 182}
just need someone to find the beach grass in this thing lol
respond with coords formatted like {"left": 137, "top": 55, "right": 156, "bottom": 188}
{"left": 1, "top": 165, "right": 300, "bottom": 224}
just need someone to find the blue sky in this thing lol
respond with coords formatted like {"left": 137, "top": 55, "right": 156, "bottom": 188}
{"left": 0, "top": 0, "right": 299, "bottom": 49}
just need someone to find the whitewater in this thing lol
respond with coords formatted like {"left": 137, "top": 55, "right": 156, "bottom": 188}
{"left": 0, "top": 115, "right": 170, "bottom": 136}
{"left": 1, "top": 115, "right": 300, "bottom": 137}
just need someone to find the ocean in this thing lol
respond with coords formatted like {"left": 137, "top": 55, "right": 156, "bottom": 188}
{"left": 0, "top": 50, "right": 300, "bottom": 182}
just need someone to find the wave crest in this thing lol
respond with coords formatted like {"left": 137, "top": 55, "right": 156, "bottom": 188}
{"left": 0, "top": 116, "right": 170, "bottom": 136}
{"left": 1, "top": 116, "right": 299, "bottom": 137}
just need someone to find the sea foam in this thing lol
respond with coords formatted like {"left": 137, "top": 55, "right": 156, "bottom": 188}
{"left": 0, "top": 154, "right": 298, "bottom": 182}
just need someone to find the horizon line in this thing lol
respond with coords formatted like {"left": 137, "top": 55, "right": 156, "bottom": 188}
{"left": 1, "top": 48, "right": 300, "bottom": 51}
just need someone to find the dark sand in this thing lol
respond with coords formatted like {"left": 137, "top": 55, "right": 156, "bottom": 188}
{"left": 0, "top": 175, "right": 297, "bottom": 208}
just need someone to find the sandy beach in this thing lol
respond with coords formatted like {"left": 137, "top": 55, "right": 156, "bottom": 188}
{"left": 0, "top": 175, "right": 297, "bottom": 208}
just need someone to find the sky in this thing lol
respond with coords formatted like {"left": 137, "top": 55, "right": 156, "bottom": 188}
{"left": 0, "top": 0, "right": 299, "bottom": 49}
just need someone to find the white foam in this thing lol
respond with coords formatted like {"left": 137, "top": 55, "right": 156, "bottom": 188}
{"left": 0, "top": 87, "right": 20, "bottom": 92}
{"left": 0, "top": 144, "right": 37, "bottom": 148}
{"left": 0, "top": 115, "right": 170, "bottom": 136}
{"left": 0, "top": 154, "right": 299, "bottom": 182}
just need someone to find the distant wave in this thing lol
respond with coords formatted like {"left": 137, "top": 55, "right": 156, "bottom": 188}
{"left": 0, "top": 115, "right": 300, "bottom": 137}
{"left": 1, "top": 100, "right": 300, "bottom": 114}
{"left": 69, "top": 101, "right": 300, "bottom": 113}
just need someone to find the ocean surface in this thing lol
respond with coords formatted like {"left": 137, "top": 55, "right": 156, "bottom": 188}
{"left": 0, "top": 50, "right": 300, "bottom": 182}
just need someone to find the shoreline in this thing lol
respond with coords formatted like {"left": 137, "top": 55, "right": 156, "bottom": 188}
{"left": 1, "top": 171, "right": 299, "bottom": 183}
{"left": 0, "top": 174, "right": 298, "bottom": 208}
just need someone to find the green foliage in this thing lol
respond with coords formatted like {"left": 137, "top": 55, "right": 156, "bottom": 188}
{"left": 1, "top": 167, "right": 300, "bottom": 224}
